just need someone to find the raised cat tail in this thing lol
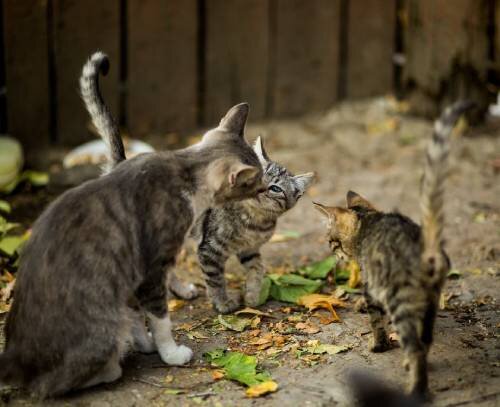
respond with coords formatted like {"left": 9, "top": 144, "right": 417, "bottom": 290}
{"left": 420, "top": 100, "right": 474, "bottom": 273}
{"left": 80, "top": 51, "right": 125, "bottom": 173}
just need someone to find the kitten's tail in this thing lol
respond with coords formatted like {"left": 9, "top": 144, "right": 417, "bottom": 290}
{"left": 80, "top": 51, "right": 125, "bottom": 173}
{"left": 420, "top": 100, "right": 474, "bottom": 272}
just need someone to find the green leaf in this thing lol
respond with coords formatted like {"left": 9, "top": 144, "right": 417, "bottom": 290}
{"left": 268, "top": 273, "right": 323, "bottom": 303}
{"left": 218, "top": 314, "right": 252, "bottom": 332}
{"left": 0, "top": 200, "right": 11, "bottom": 214}
{"left": 204, "top": 350, "right": 272, "bottom": 387}
{"left": 257, "top": 276, "right": 271, "bottom": 305}
{"left": 298, "top": 256, "right": 336, "bottom": 279}
{"left": 22, "top": 170, "right": 49, "bottom": 187}
{"left": 337, "top": 284, "right": 361, "bottom": 294}
{"left": 0, "top": 235, "right": 25, "bottom": 257}
{"left": 0, "top": 175, "right": 20, "bottom": 194}
{"left": 0, "top": 216, "right": 20, "bottom": 235}
{"left": 335, "top": 268, "right": 350, "bottom": 284}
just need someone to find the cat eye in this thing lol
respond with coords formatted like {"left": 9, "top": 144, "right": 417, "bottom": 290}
{"left": 269, "top": 185, "right": 283, "bottom": 193}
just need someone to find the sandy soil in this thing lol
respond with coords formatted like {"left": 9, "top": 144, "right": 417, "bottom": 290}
{"left": 1, "top": 97, "right": 499, "bottom": 406}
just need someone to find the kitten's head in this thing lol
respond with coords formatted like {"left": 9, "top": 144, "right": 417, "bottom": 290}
{"left": 201, "top": 103, "right": 265, "bottom": 204}
{"left": 253, "top": 136, "right": 315, "bottom": 214}
{"left": 313, "top": 191, "right": 377, "bottom": 259}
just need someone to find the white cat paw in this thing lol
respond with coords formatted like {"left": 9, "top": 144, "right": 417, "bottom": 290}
{"left": 158, "top": 344, "right": 193, "bottom": 366}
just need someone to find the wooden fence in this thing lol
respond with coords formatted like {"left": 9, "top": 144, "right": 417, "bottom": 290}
{"left": 0, "top": 0, "right": 498, "bottom": 153}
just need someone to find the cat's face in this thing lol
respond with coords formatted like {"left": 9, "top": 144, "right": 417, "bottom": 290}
{"left": 201, "top": 103, "right": 265, "bottom": 204}
{"left": 253, "top": 136, "right": 315, "bottom": 214}
{"left": 313, "top": 191, "right": 377, "bottom": 259}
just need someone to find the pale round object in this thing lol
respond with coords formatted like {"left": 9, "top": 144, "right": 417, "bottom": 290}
{"left": 0, "top": 136, "right": 24, "bottom": 187}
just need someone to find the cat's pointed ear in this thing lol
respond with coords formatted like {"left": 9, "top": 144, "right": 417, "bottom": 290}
{"left": 294, "top": 172, "right": 316, "bottom": 193}
{"left": 346, "top": 190, "right": 376, "bottom": 210}
{"left": 229, "top": 162, "right": 260, "bottom": 188}
{"left": 313, "top": 202, "right": 336, "bottom": 219}
{"left": 218, "top": 103, "right": 249, "bottom": 137}
{"left": 253, "top": 136, "right": 269, "bottom": 166}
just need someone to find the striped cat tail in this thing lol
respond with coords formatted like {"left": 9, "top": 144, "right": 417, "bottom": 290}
{"left": 420, "top": 100, "right": 474, "bottom": 272}
{"left": 80, "top": 52, "right": 125, "bottom": 173}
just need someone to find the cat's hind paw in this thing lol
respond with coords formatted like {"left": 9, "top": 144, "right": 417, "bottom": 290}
{"left": 158, "top": 344, "right": 193, "bottom": 366}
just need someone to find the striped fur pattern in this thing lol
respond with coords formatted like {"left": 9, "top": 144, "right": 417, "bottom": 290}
{"left": 80, "top": 51, "right": 125, "bottom": 173}
{"left": 0, "top": 52, "right": 265, "bottom": 398}
{"left": 187, "top": 137, "right": 314, "bottom": 313}
{"left": 313, "top": 101, "right": 472, "bottom": 399}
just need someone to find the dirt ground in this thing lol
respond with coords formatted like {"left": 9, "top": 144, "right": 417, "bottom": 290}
{"left": 1, "top": 97, "right": 499, "bottom": 406}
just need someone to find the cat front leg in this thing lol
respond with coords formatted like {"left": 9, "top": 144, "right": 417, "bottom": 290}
{"left": 239, "top": 252, "right": 266, "bottom": 307}
{"left": 131, "top": 311, "right": 156, "bottom": 354}
{"left": 137, "top": 261, "right": 193, "bottom": 365}
{"left": 198, "top": 242, "right": 240, "bottom": 314}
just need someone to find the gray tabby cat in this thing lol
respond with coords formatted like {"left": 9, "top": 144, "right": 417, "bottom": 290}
{"left": 0, "top": 52, "right": 264, "bottom": 398}
{"left": 314, "top": 101, "right": 473, "bottom": 398}
{"left": 185, "top": 137, "right": 315, "bottom": 313}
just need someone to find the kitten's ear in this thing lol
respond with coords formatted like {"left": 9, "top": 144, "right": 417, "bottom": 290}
{"left": 313, "top": 202, "right": 336, "bottom": 219}
{"left": 346, "top": 190, "right": 376, "bottom": 210}
{"left": 253, "top": 136, "right": 269, "bottom": 165}
{"left": 218, "top": 103, "right": 249, "bottom": 137}
{"left": 229, "top": 162, "right": 260, "bottom": 188}
{"left": 294, "top": 172, "right": 316, "bottom": 193}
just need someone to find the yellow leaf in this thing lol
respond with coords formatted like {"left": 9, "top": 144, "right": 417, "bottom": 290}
{"left": 295, "top": 321, "right": 320, "bottom": 334}
{"left": 168, "top": 299, "right": 185, "bottom": 312}
{"left": 347, "top": 260, "right": 361, "bottom": 289}
{"left": 235, "top": 307, "right": 274, "bottom": 318}
{"left": 246, "top": 380, "right": 278, "bottom": 398}
{"left": 211, "top": 369, "right": 225, "bottom": 380}
{"left": 297, "top": 293, "right": 347, "bottom": 322}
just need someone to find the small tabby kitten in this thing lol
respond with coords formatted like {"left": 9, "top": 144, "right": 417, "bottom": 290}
{"left": 181, "top": 137, "right": 315, "bottom": 313}
{"left": 313, "top": 101, "right": 473, "bottom": 398}
{"left": 0, "top": 52, "right": 264, "bottom": 398}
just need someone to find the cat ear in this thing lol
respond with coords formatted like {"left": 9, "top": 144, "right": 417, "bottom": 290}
{"left": 294, "top": 172, "right": 316, "bottom": 193}
{"left": 313, "top": 202, "right": 337, "bottom": 219}
{"left": 218, "top": 103, "right": 249, "bottom": 137}
{"left": 346, "top": 190, "right": 376, "bottom": 210}
{"left": 229, "top": 162, "right": 260, "bottom": 188}
{"left": 253, "top": 136, "right": 269, "bottom": 166}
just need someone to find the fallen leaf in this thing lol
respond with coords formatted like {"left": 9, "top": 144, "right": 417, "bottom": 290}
{"left": 305, "top": 340, "right": 351, "bottom": 355}
{"left": 164, "top": 375, "right": 174, "bottom": 384}
{"left": 297, "top": 293, "right": 347, "bottom": 322}
{"left": 218, "top": 314, "right": 253, "bottom": 332}
{"left": 246, "top": 380, "right": 278, "bottom": 398}
{"left": 295, "top": 321, "right": 320, "bottom": 334}
{"left": 0, "top": 200, "right": 11, "bottom": 213}
{"left": 211, "top": 370, "right": 225, "bottom": 380}
{"left": 268, "top": 273, "right": 323, "bottom": 304}
{"left": 204, "top": 350, "right": 273, "bottom": 387}
{"left": 235, "top": 307, "right": 274, "bottom": 318}
{"left": 270, "top": 230, "right": 301, "bottom": 243}
{"left": 168, "top": 299, "right": 185, "bottom": 312}
{"left": 187, "top": 331, "right": 210, "bottom": 340}
{"left": 298, "top": 256, "right": 336, "bottom": 279}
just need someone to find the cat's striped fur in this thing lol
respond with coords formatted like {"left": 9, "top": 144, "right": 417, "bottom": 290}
{"left": 80, "top": 53, "right": 313, "bottom": 313}
{"left": 80, "top": 51, "right": 125, "bottom": 173}
{"left": 314, "top": 101, "right": 473, "bottom": 398}
{"left": 189, "top": 139, "right": 314, "bottom": 313}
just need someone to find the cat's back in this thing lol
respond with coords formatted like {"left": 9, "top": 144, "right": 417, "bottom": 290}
{"left": 358, "top": 212, "right": 422, "bottom": 277}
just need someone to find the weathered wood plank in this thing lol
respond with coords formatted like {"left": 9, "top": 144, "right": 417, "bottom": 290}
{"left": 404, "top": 0, "right": 491, "bottom": 117}
{"left": 347, "top": 0, "right": 395, "bottom": 99}
{"left": 204, "top": 0, "right": 269, "bottom": 125}
{"left": 271, "top": 0, "right": 340, "bottom": 117}
{"left": 54, "top": 0, "right": 120, "bottom": 145}
{"left": 4, "top": 0, "right": 50, "bottom": 148}
{"left": 128, "top": 0, "right": 198, "bottom": 136}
